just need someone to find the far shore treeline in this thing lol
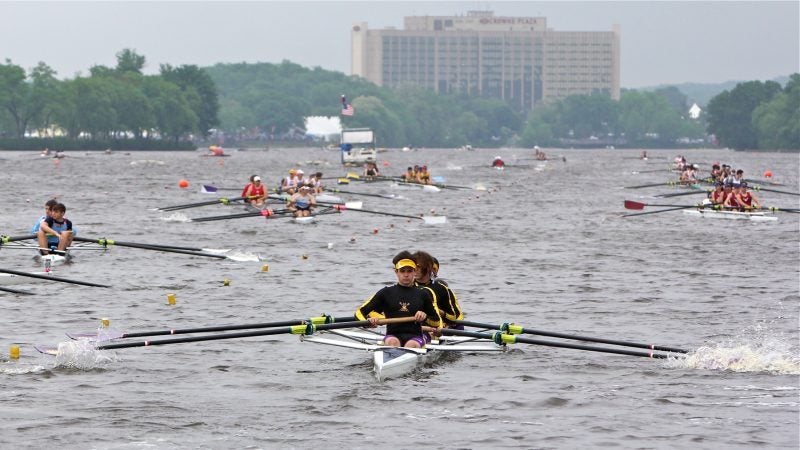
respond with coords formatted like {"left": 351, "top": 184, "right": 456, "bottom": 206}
{"left": 0, "top": 49, "right": 797, "bottom": 151}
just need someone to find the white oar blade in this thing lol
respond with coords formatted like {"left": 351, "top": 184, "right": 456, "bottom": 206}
{"left": 422, "top": 216, "right": 447, "bottom": 225}
{"left": 423, "top": 185, "right": 441, "bottom": 193}
{"left": 344, "top": 201, "right": 363, "bottom": 209}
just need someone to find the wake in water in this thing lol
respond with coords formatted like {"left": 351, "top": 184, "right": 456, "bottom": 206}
{"left": 160, "top": 213, "right": 191, "bottom": 222}
{"left": 52, "top": 340, "right": 116, "bottom": 370}
{"left": 666, "top": 326, "right": 800, "bottom": 374}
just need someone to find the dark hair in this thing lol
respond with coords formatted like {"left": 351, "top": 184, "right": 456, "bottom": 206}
{"left": 52, "top": 203, "right": 66, "bottom": 213}
{"left": 412, "top": 250, "right": 434, "bottom": 275}
{"left": 45, "top": 199, "right": 59, "bottom": 208}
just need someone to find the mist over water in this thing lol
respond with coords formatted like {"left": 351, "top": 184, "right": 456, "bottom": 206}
{"left": 1, "top": 147, "right": 798, "bottom": 448}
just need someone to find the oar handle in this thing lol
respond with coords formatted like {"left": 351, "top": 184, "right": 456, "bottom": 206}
{"left": 1, "top": 234, "right": 37, "bottom": 244}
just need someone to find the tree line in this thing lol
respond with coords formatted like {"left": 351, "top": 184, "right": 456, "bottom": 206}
{"left": 0, "top": 49, "right": 797, "bottom": 150}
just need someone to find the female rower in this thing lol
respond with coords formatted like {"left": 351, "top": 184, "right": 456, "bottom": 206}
{"left": 355, "top": 251, "right": 442, "bottom": 348}
{"left": 708, "top": 182, "right": 725, "bottom": 206}
{"left": 413, "top": 251, "right": 463, "bottom": 329}
{"left": 241, "top": 175, "right": 267, "bottom": 207}
{"left": 364, "top": 162, "right": 380, "bottom": 179}
{"left": 288, "top": 186, "right": 316, "bottom": 217}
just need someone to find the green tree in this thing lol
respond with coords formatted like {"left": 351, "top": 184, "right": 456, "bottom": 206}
{"left": 116, "top": 48, "right": 146, "bottom": 74}
{"left": 143, "top": 76, "right": 198, "bottom": 141}
{"left": 752, "top": 74, "right": 800, "bottom": 150}
{"left": 706, "top": 80, "right": 782, "bottom": 149}
{"left": 0, "top": 60, "right": 59, "bottom": 138}
{"left": 161, "top": 64, "right": 219, "bottom": 136}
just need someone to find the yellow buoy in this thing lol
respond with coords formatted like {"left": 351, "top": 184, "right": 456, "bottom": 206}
{"left": 9, "top": 345, "right": 20, "bottom": 359}
{"left": 101, "top": 318, "right": 110, "bottom": 328}
{"left": 167, "top": 293, "right": 176, "bottom": 305}
{"left": 261, "top": 264, "right": 269, "bottom": 272}
{"left": 223, "top": 278, "right": 230, "bottom": 286}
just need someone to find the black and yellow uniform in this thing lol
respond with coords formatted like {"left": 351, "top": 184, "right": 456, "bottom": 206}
{"left": 417, "top": 280, "right": 464, "bottom": 324}
{"left": 355, "top": 284, "right": 442, "bottom": 344}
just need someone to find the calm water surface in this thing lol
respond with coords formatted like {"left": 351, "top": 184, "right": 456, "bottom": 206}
{"left": 0, "top": 147, "right": 798, "bottom": 449}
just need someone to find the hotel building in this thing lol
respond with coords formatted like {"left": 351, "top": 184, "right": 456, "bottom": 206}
{"left": 351, "top": 11, "right": 620, "bottom": 110}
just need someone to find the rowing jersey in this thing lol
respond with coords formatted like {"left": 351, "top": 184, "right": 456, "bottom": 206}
{"left": 31, "top": 215, "right": 47, "bottom": 233}
{"left": 417, "top": 279, "right": 464, "bottom": 323}
{"left": 355, "top": 284, "right": 442, "bottom": 336}
{"left": 43, "top": 216, "right": 72, "bottom": 245}
{"left": 242, "top": 183, "right": 265, "bottom": 199}
{"left": 709, "top": 190, "right": 725, "bottom": 204}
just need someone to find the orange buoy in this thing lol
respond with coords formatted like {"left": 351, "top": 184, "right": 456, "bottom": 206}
{"left": 763, "top": 170, "right": 773, "bottom": 178}
{"left": 179, "top": 179, "right": 189, "bottom": 188}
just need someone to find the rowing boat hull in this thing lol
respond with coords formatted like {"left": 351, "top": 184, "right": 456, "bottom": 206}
{"left": 302, "top": 329, "right": 504, "bottom": 381}
{"left": 683, "top": 209, "right": 778, "bottom": 222}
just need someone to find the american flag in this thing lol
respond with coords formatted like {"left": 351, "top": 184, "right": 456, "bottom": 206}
{"left": 341, "top": 94, "right": 354, "bottom": 116}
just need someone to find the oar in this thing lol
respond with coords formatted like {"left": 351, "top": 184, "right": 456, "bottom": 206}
{"left": 316, "top": 200, "right": 363, "bottom": 209}
{"left": 72, "top": 236, "right": 226, "bottom": 259}
{"left": 0, "top": 234, "right": 37, "bottom": 245}
{"left": 201, "top": 184, "right": 241, "bottom": 193}
{"left": 452, "top": 319, "right": 688, "bottom": 353}
{"left": 157, "top": 196, "right": 249, "bottom": 212}
{"left": 190, "top": 208, "right": 292, "bottom": 222}
{"left": 67, "top": 314, "right": 358, "bottom": 342}
{"left": 654, "top": 190, "right": 709, "bottom": 198}
{"left": 95, "top": 317, "right": 414, "bottom": 350}
{"left": 0, "top": 286, "right": 34, "bottom": 295}
{"left": 0, "top": 268, "right": 111, "bottom": 288}
{"left": 324, "top": 188, "right": 402, "bottom": 200}
{"left": 630, "top": 167, "right": 673, "bottom": 174}
{"left": 438, "top": 329, "right": 678, "bottom": 359}
{"left": 624, "top": 200, "right": 711, "bottom": 210}
{"left": 623, "top": 181, "right": 686, "bottom": 189}
{"left": 758, "top": 206, "right": 800, "bottom": 214}
{"left": 750, "top": 186, "right": 800, "bottom": 196}
{"left": 621, "top": 206, "right": 697, "bottom": 218}
{"left": 332, "top": 204, "right": 446, "bottom": 225}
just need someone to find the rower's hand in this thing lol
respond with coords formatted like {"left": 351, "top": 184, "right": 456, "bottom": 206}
{"left": 414, "top": 311, "right": 426, "bottom": 322}
{"left": 367, "top": 317, "right": 379, "bottom": 328}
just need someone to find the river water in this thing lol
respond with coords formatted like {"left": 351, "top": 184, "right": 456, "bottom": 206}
{"left": 0, "top": 147, "right": 798, "bottom": 449}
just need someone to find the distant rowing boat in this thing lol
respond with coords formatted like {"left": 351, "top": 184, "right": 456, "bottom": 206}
{"left": 683, "top": 209, "right": 777, "bottom": 222}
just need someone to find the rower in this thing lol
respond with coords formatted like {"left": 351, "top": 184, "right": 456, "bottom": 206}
{"left": 37, "top": 202, "right": 73, "bottom": 255}
{"left": 280, "top": 169, "right": 299, "bottom": 194}
{"left": 733, "top": 182, "right": 761, "bottom": 211}
{"left": 288, "top": 186, "right": 316, "bottom": 217}
{"left": 241, "top": 175, "right": 267, "bottom": 207}
{"left": 32, "top": 199, "right": 59, "bottom": 233}
{"left": 413, "top": 251, "right": 464, "bottom": 330}
{"left": 492, "top": 156, "right": 505, "bottom": 168}
{"left": 364, "top": 162, "right": 380, "bottom": 179}
{"left": 417, "top": 165, "right": 431, "bottom": 184}
{"left": 355, "top": 251, "right": 442, "bottom": 348}
{"left": 708, "top": 181, "right": 725, "bottom": 206}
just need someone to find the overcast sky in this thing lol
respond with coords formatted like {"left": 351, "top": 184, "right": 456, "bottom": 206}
{"left": 2, "top": 1, "right": 797, "bottom": 88}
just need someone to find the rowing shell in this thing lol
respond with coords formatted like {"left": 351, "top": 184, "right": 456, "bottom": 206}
{"left": 301, "top": 328, "right": 505, "bottom": 381}
{"left": 682, "top": 209, "right": 778, "bottom": 222}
